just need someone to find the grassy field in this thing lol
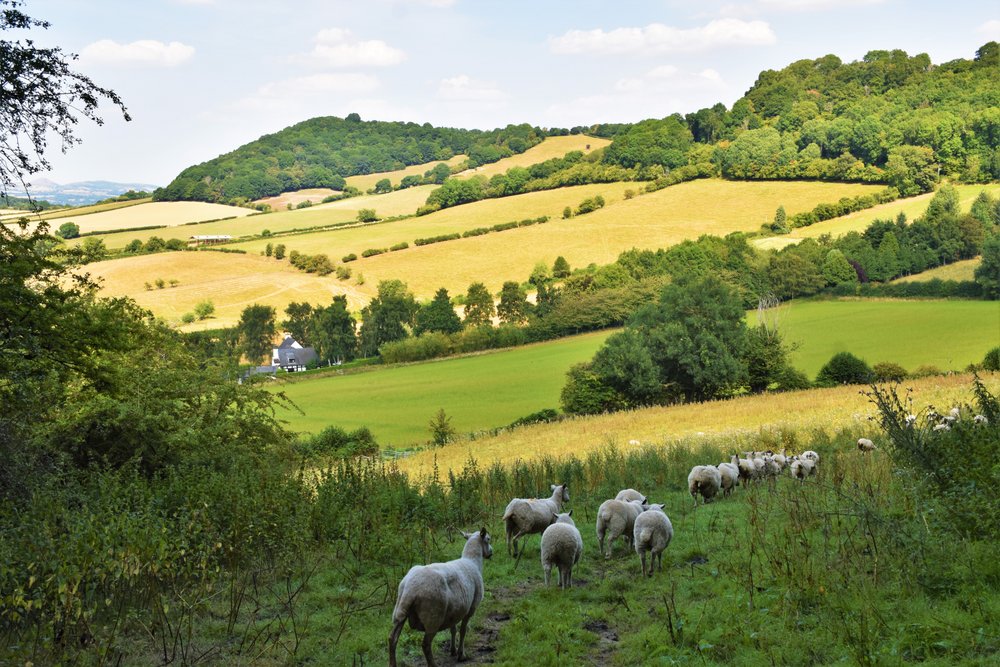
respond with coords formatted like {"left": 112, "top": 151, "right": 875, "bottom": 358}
{"left": 351, "top": 179, "right": 884, "bottom": 297}
{"left": 345, "top": 155, "right": 467, "bottom": 192}
{"left": 45, "top": 201, "right": 253, "bottom": 236}
{"left": 454, "top": 135, "right": 611, "bottom": 180}
{"left": 252, "top": 188, "right": 338, "bottom": 210}
{"left": 75, "top": 186, "right": 435, "bottom": 249}
{"left": 273, "top": 330, "right": 613, "bottom": 445}
{"left": 85, "top": 251, "right": 366, "bottom": 329}
{"left": 752, "top": 298, "right": 1000, "bottom": 376}
{"left": 0, "top": 197, "right": 147, "bottom": 224}
{"left": 753, "top": 183, "right": 1000, "bottom": 249}
{"left": 893, "top": 257, "right": 981, "bottom": 282}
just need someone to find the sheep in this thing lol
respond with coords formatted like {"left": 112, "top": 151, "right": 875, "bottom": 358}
{"left": 633, "top": 504, "right": 673, "bottom": 577}
{"left": 857, "top": 438, "right": 877, "bottom": 453}
{"left": 801, "top": 450, "right": 820, "bottom": 464}
{"left": 389, "top": 528, "right": 493, "bottom": 667}
{"left": 596, "top": 498, "right": 647, "bottom": 558}
{"left": 932, "top": 423, "right": 951, "bottom": 432}
{"left": 627, "top": 439, "right": 641, "bottom": 446}
{"left": 541, "top": 512, "right": 583, "bottom": 589}
{"left": 687, "top": 465, "right": 722, "bottom": 507}
{"left": 615, "top": 488, "right": 645, "bottom": 503}
{"left": 905, "top": 414, "right": 917, "bottom": 427}
{"left": 735, "top": 454, "right": 757, "bottom": 483}
{"left": 717, "top": 457, "right": 740, "bottom": 497}
{"left": 974, "top": 414, "right": 988, "bottom": 425}
{"left": 762, "top": 454, "right": 782, "bottom": 478}
{"left": 790, "top": 456, "right": 816, "bottom": 482}
{"left": 771, "top": 448, "right": 789, "bottom": 469}
{"left": 502, "top": 484, "right": 569, "bottom": 557}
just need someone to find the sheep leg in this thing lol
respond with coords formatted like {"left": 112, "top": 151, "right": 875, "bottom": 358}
{"left": 388, "top": 618, "right": 405, "bottom": 667}
{"left": 511, "top": 530, "right": 529, "bottom": 557}
{"left": 422, "top": 632, "right": 437, "bottom": 667}
{"left": 457, "top": 616, "right": 470, "bottom": 661}
{"left": 640, "top": 551, "right": 647, "bottom": 577}
{"left": 449, "top": 625, "right": 458, "bottom": 655}
{"left": 543, "top": 562, "right": 551, "bottom": 586}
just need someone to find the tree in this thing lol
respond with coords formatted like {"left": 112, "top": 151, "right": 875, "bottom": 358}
{"left": 237, "top": 304, "right": 277, "bottom": 364}
{"left": 357, "top": 208, "right": 378, "bottom": 222}
{"left": 744, "top": 321, "right": 796, "bottom": 393}
{"left": 496, "top": 281, "right": 528, "bottom": 325}
{"left": 264, "top": 242, "right": 273, "bottom": 257}
{"left": 359, "top": 280, "right": 417, "bottom": 357}
{"left": 772, "top": 206, "right": 788, "bottom": 233}
{"left": 372, "top": 178, "right": 392, "bottom": 194}
{"left": 822, "top": 249, "right": 857, "bottom": 285}
{"left": 974, "top": 234, "right": 1000, "bottom": 299}
{"left": 415, "top": 288, "right": 461, "bottom": 335}
{"left": 55, "top": 221, "right": 79, "bottom": 239}
{"left": 282, "top": 302, "right": 313, "bottom": 343}
{"left": 78, "top": 236, "right": 107, "bottom": 263}
{"left": 428, "top": 408, "right": 456, "bottom": 446}
{"left": 273, "top": 243, "right": 286, "bottom": 259}
{"left": 310, "top": 295, "right": 357, "bottom": 364}
{"left": 193, "top": 300, "right": 215, "bottom": 320}
{"left": 815, "top": 352, "right": 874, "bottom": 386}
{"left": 590, "top": 329, "right": 662, "bottom": 406}
{"left": 463, "top": 282, "right": 495, "bottom": 328}
{"left": 0, "top": 0, "right": 129, "bottom": 198}
{"left": 560, "top": 362, "right": 628, "bottom": 415}
{"left": 552, "top": 256, "right": 571, "bottom": 279}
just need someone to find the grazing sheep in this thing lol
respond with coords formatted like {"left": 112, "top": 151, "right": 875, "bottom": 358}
{"left": 615, "top": 488, "right": 645, "bottom": 503}
{"left": 932, "top": 423, "right": 951, "bottom": 432}
{"left": 633, "top": 504, "right": 673, "bottom": 577}
{"left": 771, "top": 448, "right": 789, "bottom": 469}
{"left": 857, "top": 438, "right": 876, "bottom": 453}
{"left": 736, "top": 454, "right": 757, "bottom": 483}
{"left": 762, "top": 454, "right": 782, "bottom": 478}
{"left": 596, "top": 498, "right": 647, "bottom": 558}
{"left": 541, "top": 512, "right": 583, "bottom": 589}
{"left": 790, "top": 456, "right": 816, "bottom": 482}
{"left": 801, "top": 450, "right": 820, "bottom": 464}
{"left": 687, "top": 465, "right": 722, "bottom": 507}
{"left": 502, "top": 484, "right": 569, "bottom": 557}
{"left": 389, "top": 528, "right": 493, "bottom": 667}
{"left": 627, "top": 439, "right": 641, "bottom": 446}
{"left": 717, "top": 457, "right": 740, "bottom": 497}
{"left": 905, "top": 414, "right": 917, "bottom": 427}
{"left": 974, "top": 414, "right": 988, "bottom": 425}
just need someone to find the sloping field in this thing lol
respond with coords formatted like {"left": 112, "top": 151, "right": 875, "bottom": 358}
{"left": 753, "top": 184, "right": 1000, "bottom": 248}
{"left": 344, "top": 155, "right": 466, "bottom": 192}
{"left": 77, "top": 186, "right": 435, "bottom": 249}
{"left": 252, "top": 188, "right": 338, "bottom": 210}
{"left": 893, "top": 257, "right": 981, "bottom": 282}
{"left": 85, "top": 251, "right": 366, "bottom": 329}
{"left": 351, "top": 179, "right": 883, "bottom": 297}
{"left": 0, "top": 198, "right": 144, "bottom": 224}
{"left": 751, "top": 298, "right": 999, "bottom": 376}
{"left": 455, "top": 135, "right": 611, "bottom": 180}
{"left": 398, "top": 372, "right": 997, "bottom": 477}
{"left": 51, "top": 201, "right": 253, "bottom": 235}
{"left": 231, "top": 182, "right": 636, "bottom": 279}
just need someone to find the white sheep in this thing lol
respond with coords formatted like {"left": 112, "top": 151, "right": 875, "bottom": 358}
{"left": 633, "top": 504, "right": 673, "bottom": 577}
{"left": 790, "top": 456, "right": 816, "bottom": 482}
{"left": 627, "top": 439, "right": 641, "bottom": 446}
{"left": 687, "top": 465, "right": 722, "bottom": 507}
{"left": 502, "top": 484, "right": 569, "bottom": 557}
{"left": 615, "top": 488, "right": 645, "bottom": 503}
{"left": 596, "top": 498, "right": 647, "bottom": 558}
{"left": 717, "top": 457, "right": 740, "bottom": 497}
{"left": 974, "top": 414, "right": 988, "bottom": 425}
{"left": 541, "top": 512, "right": 583, "bottom": 589}
{"left": 801, "top": 450, "right": 820, "bottom": 464}
{"left": 389, "top": 528, "right": 493, "bottom": 667}
{"left": 857, "top": 438, "right": 876, "bottom": 453}
{"left": 932, "top": 423, "right": 951, "bottom": 432}
{"left": 771, "top": 448, "right": 789, "bottom": 469}
{"left": 736, "top": 454, "right": 757, "bottom": 483}
{"left": 762, "top": 454, "right": 782, "bottom": 478}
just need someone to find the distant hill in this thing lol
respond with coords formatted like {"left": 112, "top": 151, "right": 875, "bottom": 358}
{"left": 154, "top": 116, "right": 545, "bottom": 204}
{"left": 17, "top": 178, "right": 160, "bottom": 206}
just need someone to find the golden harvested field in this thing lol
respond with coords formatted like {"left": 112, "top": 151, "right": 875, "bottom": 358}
{"left": 351, "top": 179, "right": 883, "bottom": 297}
{"left": 231, "top": 182, "right": 635, "bottom": 288}
{"left": 893, "top": 257, "right": 981, "bottom": 282}
{"left": 51, "top": 201, "right": 253, "bottom": 236}
{"left": 344, "top": 155, "right": 466, "bottom": 192}
{"left": 85, "top": 251, "right": 366, "bottom": 330}
{"left": 454, "top": 135, "right": 611, "bottom": 180}
{"left": 397, "top": 372, "right": 998, "bottom": 477}
{"left": 252, "top": 188, "right": 338, "bottom": 210}
{"left": 753, "top": 183, "right": 1000, "bottom": 248}
{"left": 78, "top": 187, "right": 435, "bottom": 249}
{"left": 0, "top": 198, "right": 146, "bottom": 224}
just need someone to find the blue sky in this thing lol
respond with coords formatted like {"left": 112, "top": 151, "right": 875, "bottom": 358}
{"left": 24, "top": 0, "right": 1000, "bottom": 185}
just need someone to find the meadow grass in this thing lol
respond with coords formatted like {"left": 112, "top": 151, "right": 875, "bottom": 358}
{"left": 454, "top": 135, "right": 611, "bottom": 180}
{"left": 0, "top": 197, "right": 148, "bottom": 224}
{"left": 45, "top": 201, "right": 253, "bottom": 235}
{"left": 81, "top": 186, "right": 435, "bottom": 249}
{"left": 350, "top": 179, "right": 883, "bottom": 297}
{"left": 251, "top": 187, "right": 339, "bottom": 210}
{"left": 892, "top": 257, "right": 981, "bottom": 282}
{"left": 345, "top": 155, "right": 466, "bottom": 192}
{"left": 85, "top": 251, "right": 367, "bottom": 330}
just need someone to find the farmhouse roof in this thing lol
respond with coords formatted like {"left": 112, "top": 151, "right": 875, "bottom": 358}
{"left": 274, "top": 346, "right": 317, "bottom": 368}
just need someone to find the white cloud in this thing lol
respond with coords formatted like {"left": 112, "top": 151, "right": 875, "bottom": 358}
{"left": 760, "top": 0, "right": 884, "bottom": 9}
{"left": 257, "top": 73, "right": 380, "bottom": 98}
{"left": 549, "top": 19, "right": 776, "bottom": 56}
{"left": 80, "top": 39, "right": 195, "bottom": 67}
{"left": 438, "top": 75, "right": 506, "bottom": 102}
{"left": 977, "top": 19, "right": 1000, "bottom": 40}
{"left": 614, "top": 66, "right": 727, "bottom": 93}
{"left": 291, "top": 28, "right": 406, "bottom": 68}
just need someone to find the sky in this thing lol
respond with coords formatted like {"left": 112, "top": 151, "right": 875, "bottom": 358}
{"left": 20, "top": 0, "right": 1000, "bottom": 186}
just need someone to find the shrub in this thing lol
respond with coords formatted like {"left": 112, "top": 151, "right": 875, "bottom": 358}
{"left": 816, "top": 352, "right": 874, "bottom": 386}
{"left": 335, "top": 266, "right": 351, "bottom": 280}
{"left": 273, "top": 244, "right": 286, "bottom": 259}
{"left": 491, "top": 221, "right": 518, "bottom": 232}
{"left": 296, "top": 425, "right": 379, "bottom": 459}
{"left": 55, "top": 221, "right": 80, "bottom": 239}
{"left": 379, "top": 332, "right": 453, "bottom": 364}
{"left": 154, "top": 278, "right": 166, "bottom": 289}
{"left": 361, "top": 247, "right": 387, "bottom": 258}
{"left": 462, "top": 227, "right": 490, "bottom": 238}
{"left": 911, "top": 364, "right": 944, "bottom": 378}
{"left": 181, "top": 312, "right": 196, "bottom": 324}
{"left": 165, "top": 238, "right": 185, "bottom": 250}
{"left": 357, "top": 208, "right": 378, "bottom": 223}
{"left": 560, "top": 362, "right": 628, "bottom": 415}
{"left": 873, "top": 361, "right": 908, "bottom": 382}
{"left": 506, "top": 408, "right": 560, "bottom": 429}
{"left": 413, "top": 233, "right": 461, "bottom": 246}
{"left": 342, "top": 253, "right": 357, "bottom": 263}
{"left": 193, "top": 300, "right": 215, "bottom": 320}
{"left": 389, "top": 242, "right": 408, "bottom": 251}
{"left": 983, "top": 346, "right": 1000, "bottom": 372}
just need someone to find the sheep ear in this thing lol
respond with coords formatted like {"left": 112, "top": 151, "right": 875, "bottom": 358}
{"left": 550, "top": 484, "right": 557, "bottom": 491}
{"left": 479, "top": 527, "right": 487, "bottom": 539}
{"left": 642, "top": 497, "right": 647, "bottom": 505}
{"left": 460, "top": 530, "right": 472, "bottom": 539}
{"left": 568, "top": 509, "right": 573, "bottom": 517}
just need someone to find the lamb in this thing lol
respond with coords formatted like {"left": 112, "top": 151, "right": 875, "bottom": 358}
{"left": 790, "top": 456, "right": 816, "bottom": 482}
{"left": 857, "top": 437, "right": 877, "bottom": 453}
{"left": 541, "top": 512, "right": 583, "bottom": 589}
{"left": 389, "top": 528, "right": 493, "bottom": 667}
{"left": 633, "top": 504, "right": 673, "bottom": 577}
{"left": 801, "top": 450, "right": 820, "bottom": 464}
{"left": 615, "top": 488, "right": 645, "bottom": 503}
{"left": 687, "top": 465, "right": 722, "bottom": 507}
{"left": 717, "top": 457, "right": 740, "bottom": 497}
{"left": 596, "top": 498, "right": 647, "bottom": 558}
{"left": 502, "top": 483, "right": 569, "bottom": 557}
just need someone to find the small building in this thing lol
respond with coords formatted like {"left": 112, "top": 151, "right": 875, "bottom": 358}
{"left": 188, "top": 234, "right": 232, "bottom": 246}
{"left": 272, "top": 335, "right": 317, "bottom": 372}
